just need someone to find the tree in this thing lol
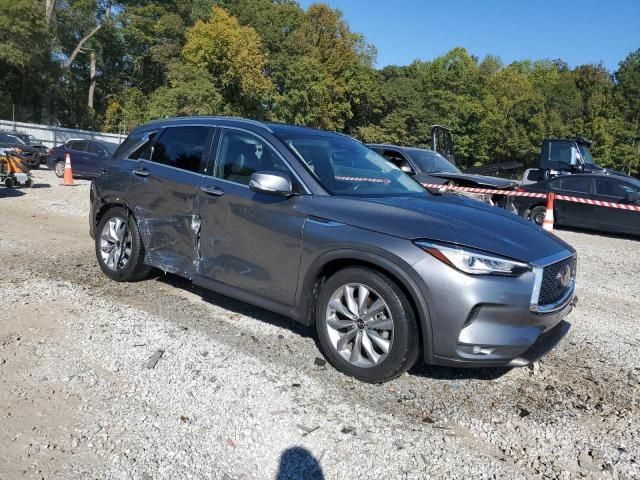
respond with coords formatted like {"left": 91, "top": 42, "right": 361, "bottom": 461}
{"left": 181, "top": 6, "right": 271, "bottom": 116}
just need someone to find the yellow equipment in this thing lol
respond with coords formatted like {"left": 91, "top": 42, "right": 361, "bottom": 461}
{"left": 0, "top": 151, "right": 33, "bottom": 188}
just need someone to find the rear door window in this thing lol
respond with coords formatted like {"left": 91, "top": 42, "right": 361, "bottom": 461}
{"left": 150, "top": 126, "right": 211, "bottom": 173}
{"left": 558, "top": 177, "right": 591, "bottom": 194}
{"left": 68, "top": 141, "right": 88, "bottom": 152}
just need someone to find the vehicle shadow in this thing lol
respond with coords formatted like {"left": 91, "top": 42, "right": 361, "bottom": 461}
{"left": 409, "top": 362, "right": 511, "bottom": 381}
{"left": 0, "top": 188, "right": 26, "bottom": 198}
{"left": 30, "top": 183, "right": 51, "bottom": 189}
{"left": 155, "top": 273, "right": 313, "bottom": 339}
{"left": 155, "top": 273, "right": 512, "bottom": 382}
{"left": 276, "top": 447, "right": 324, "bottom": 480}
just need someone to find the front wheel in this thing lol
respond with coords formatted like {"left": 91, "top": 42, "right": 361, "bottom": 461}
{"left": 529, "top": 205, "right": 547, "bottom": 226}
{"left": 95, "top": 207, "right": 151, "bottom": 282}
{"left": 54, "top": 160, "right": 65, "bottom": 178}
{"left": 315, "top": 267, "right": 419, "bottom": 383}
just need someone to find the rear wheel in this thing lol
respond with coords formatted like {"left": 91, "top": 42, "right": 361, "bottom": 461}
{"left": 529, "top": 205, "right": 547, "bottom": 226}
{"left": 95, "top": 207, "right": 151, "bottom": 282}
{"left": 4, "top": 177, "right": 14, "bottom": 188}
{"left": 315, "top": 267, "right": 419, "bottom": 383}
{"left": 54, "top": 160, "right": 65, "bottom": 178}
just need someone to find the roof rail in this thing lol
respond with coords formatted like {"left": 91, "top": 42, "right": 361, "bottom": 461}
{"left": 144, "top": 116, "right": 274, "bottom": 133}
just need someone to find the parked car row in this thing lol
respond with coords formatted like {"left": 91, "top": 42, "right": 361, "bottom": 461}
{"left": 46, "top": 138, "right": 118, "bottom": 178}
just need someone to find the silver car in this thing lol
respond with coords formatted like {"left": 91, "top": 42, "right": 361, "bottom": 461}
{"left": 90, "top": 117, "right": 577, "bottom": 383}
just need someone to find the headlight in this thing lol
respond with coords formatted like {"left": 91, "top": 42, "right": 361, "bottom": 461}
{"left": 414, "top": 241, "right": 530, "bottom": 276}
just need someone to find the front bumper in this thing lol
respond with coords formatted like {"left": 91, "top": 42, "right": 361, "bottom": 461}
{"left": 411, "top": 250, "right": 576, "bottom": 367}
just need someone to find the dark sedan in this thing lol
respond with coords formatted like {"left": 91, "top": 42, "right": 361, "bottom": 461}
{"left": 514, "top": 174, "right": 640, "bottom": 237}
{"left": 367, "top": 144, "right": 516, "bottom": 189}
{"left": 0, "top": 132, "right": 42, "bottom": 169}
{"left": 46, "top": 139, "right": 119, "bottom": 178}
{"left": 11, "top": 133, "right": 49, "bottom": 164}
{"left": 367, "top": 144, "right": 516, "bottom": 208}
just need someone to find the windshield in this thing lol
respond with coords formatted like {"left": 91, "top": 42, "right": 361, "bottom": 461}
{"left": 578, "top": 144, "right": 594, "bottom": 165}
{"left": 281, "top": 134, "right": 425, "bottom": 196}
{"left": 406, "top": 149, "right": 460, "bottom": 174}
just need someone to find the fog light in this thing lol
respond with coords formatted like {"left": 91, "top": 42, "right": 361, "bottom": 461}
{"left": 472, "top": 346, "right": 495, "bottom": 355}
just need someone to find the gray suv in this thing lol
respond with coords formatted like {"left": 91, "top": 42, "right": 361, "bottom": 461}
{"left": 90, "top": 117, "right": 577, "bottom": 383}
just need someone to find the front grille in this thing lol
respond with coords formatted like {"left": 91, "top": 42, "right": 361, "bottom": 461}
{"left": 539, "top": 256, "right": 576, "bottom": 305}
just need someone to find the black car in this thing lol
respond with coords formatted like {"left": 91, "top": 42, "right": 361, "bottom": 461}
{"left": 367, "top": 144, "right": 516, "bottom": 208}
{"left": 367, "top": 144, "right": 516, "bottom": 189}
{"left": 0, "top": 132, "right": 42, "bottom": 169}
{"left": 11, "top": 133, "right": 49, "bottom": 164}
{"left": 514, "top": 174, "right": 640, "bottom": 237}
{"left": 46, "top": 139, "right": 119, "bottom": 178}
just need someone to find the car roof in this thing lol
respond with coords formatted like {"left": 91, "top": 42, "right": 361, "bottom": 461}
{"left": 526, "top": 173, "right": 640, "bottom": 190}
{"left": 65, "top": 138, "right": 118, "bottom": 146}
{"left": 135, "top": 116, "right": 354, "bottom": 141}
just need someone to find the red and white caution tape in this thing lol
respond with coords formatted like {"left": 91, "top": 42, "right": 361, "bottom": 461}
{"left": 335, "top": 175, "right": 390, "bottom": 184}
{"left": 420, "top": 182, "right": 640, "bottom": 212}
{"left": 554, "top": 194, "right": 640, "bottom": 211}
{"left": 421, "top": 183, "right": 547, "bottom": 198}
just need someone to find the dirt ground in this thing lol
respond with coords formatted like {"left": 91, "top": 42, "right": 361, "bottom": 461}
{"left": 0, "top": 169, "right": 638, "bottom": 479}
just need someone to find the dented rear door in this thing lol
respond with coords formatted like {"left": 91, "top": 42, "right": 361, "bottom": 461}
{"left": 127, "top": 126, "right": 215, "bottom": 277}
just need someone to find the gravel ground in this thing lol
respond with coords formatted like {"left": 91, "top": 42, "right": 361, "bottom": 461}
{"left": 0, "top": 169, "right": 638, "bottom": 479}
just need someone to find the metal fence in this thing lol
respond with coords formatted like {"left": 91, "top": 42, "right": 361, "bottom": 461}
{"left": 0, "top": 119, "right": 126, "bottom": 149}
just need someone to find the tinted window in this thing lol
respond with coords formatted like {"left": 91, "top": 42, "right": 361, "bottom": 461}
{"left": 549, "top": 142, "right": 574, "bottom": 165}
{"left": 380, "top": 150, "right": 414, "bottom": 173}
{"left": 0, "top": 133, "right": 23, "bottom": 144}
{"left": 129, "top": 132, "right": 157, "bottom": 160}
{"left": 558, "top": 177, "right": 591, "bottom": 193}
{"left": 215, "top": 130, "right": 290, "bottom": 186}
{"left": 595, "top": 179, "right": 635, "bottom": 198}
{"left": 87, "top": 142, "right": 106, "bottom": 156}
{"left": 68, "top": 141, "right": 87, "bottom": 152}
{"left": 151, "top": 127, "right": 210, "bottom": 173}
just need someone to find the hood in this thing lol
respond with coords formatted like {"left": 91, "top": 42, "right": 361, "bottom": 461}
{"left": 308, "top": 194, "right": 572, "bottom": 263}
{"left": 427, "top": 172, "right": 515, "bottom": 189}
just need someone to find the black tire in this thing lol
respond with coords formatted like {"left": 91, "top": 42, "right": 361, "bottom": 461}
{"left": 95, "top": 206, "right": 151, "bottom": 282}
{"left": 54, "top": 160, "right": 65, "bottom": 178}
{"left": 529, "top": 205, "right": 547, "bottom": 226}
{"left": 25, "top": 179, "right": 33, "bottom": 188}
{"left": 4, "top": 177, "right": 14, "bottom": 188}
{"left": 315, "top": 267, "right": 419, "bottom": 383}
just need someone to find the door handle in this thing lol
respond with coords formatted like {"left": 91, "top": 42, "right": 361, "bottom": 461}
{"left": 132, "top": 168, "right": 150, "bottom": 177}
{"left": 200, "top": 185, "right": 225, "bottom": 196}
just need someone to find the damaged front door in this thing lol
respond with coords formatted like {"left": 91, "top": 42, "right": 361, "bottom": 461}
{"left": 129, "top": 125, "right": 214, "bottom": 277}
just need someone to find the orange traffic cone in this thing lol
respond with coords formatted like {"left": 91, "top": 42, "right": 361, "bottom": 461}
{"left": 63, "top": 153, "right": 74, "bottom": 186}
{"left": 542, "top": 192, "right": 555, "bottom": 232}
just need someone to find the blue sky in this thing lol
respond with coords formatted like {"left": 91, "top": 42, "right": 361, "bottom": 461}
{"left": 298, "top": 0, "right": 640, "bottom": 71}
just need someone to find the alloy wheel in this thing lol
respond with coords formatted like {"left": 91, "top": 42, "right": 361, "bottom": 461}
{"left": 325, "top": 283, "right": 394, "bottom": 368}
{"left": 99, "top": 217, "right": 132, "bottom": 271}
{"left": 55, "top": 161, "right": 65, "bottom": 177}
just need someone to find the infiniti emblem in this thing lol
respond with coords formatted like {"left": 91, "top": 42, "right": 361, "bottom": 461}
{"left": 556, "top": 264, "right": 572, "bottom": 289}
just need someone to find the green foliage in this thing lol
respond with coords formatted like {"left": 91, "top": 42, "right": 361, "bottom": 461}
{"left": 0, "top": 1, "right": 637, "bottom": 175}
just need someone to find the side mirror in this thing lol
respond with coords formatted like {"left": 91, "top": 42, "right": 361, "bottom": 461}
{"left": 569, "top": 146, "right": 578, "bottom": 166}
{"left": 625, "top": 192, "right": 639, "bottom": 204}
{"left": 400, "top": 165, "right": 415, "bottom": 175}
{"left": 249, "top": 171, "right": 294, "bottom": 197}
